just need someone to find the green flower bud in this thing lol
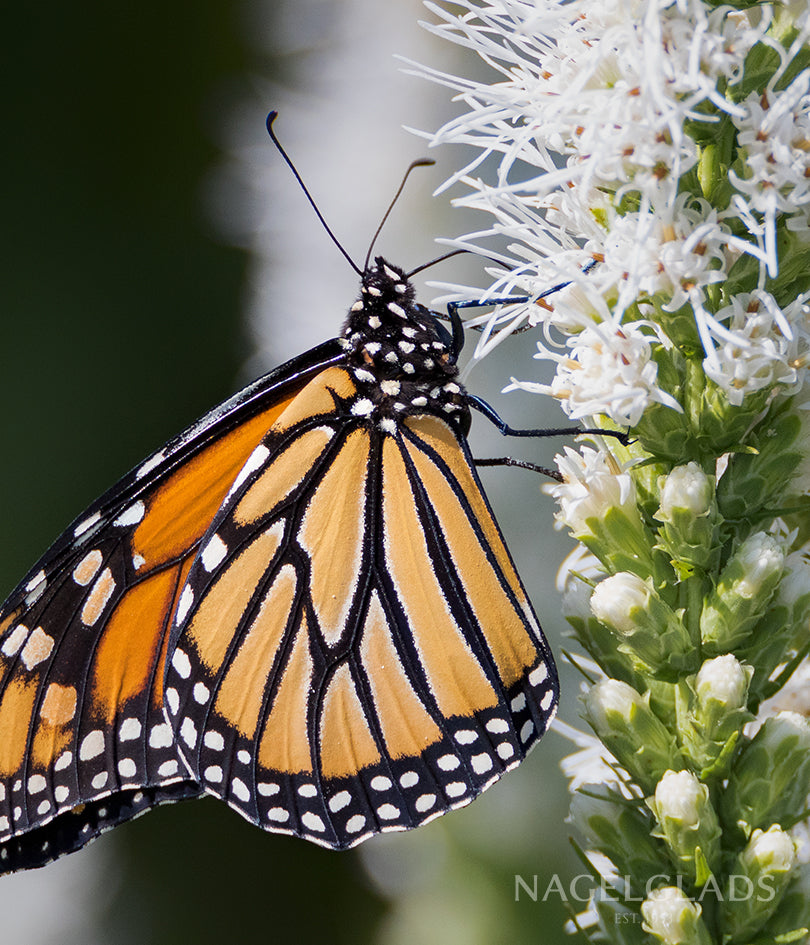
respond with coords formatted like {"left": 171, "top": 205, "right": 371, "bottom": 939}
{"left": 722, "top": 712, "right": 810, "bottom": 835}
{"left": 648, "top": 770, "right": 722, "bottom": 885}
{"left": 700, "top": 532, "right": 786, "bottom": 654}
{"left": 655, "top": 462, "right": 720, "bottom": 576}
{"left": 737, "top": 552, "right": 810, "bottom": 703}
{"left": 722, "top": 826, "right": 797, "bottom": 943}
{"left": 677, "top": 655, "right": 754, "bottom": 779}
{"left": 717, "top": 409, "right": 805, "bottom": 520}
{"left": 569, "top": 783, "right": 667, "bottom": 886}
{"left": 583, "top": 680, "right": 684, "bottom": 792}
{"left": 547, "top": 447, "right": 658, "bottom": 579}
{"left": 753, "top": 862, "right": 810, "bottom": 942}
{"left": 660, "top": 463, "right": 713, "bottom": 517}
{"left": 591, "top": 573, "right": 696, "bottom": 679}
{"left": 696, "top": 374, "right": 773, "bottom": 454}
{"left": 695, "top": 654, "right": 750, "bottom": 712}
{"left": 641, "top": 887, "right": 713, "bottom": 945}
{"left": 560, "top": 558, "right": 644, "bottom": 685}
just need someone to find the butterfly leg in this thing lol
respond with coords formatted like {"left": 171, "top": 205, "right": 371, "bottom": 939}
{"left": 467, "top": 396, "right": 629, "bottom": 445}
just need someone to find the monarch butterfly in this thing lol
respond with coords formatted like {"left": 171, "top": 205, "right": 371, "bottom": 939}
{"left": 0, "top": 120, "right": 560, "bottom": 873}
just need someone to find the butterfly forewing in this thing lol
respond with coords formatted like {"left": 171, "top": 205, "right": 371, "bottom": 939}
{"left": 0, "top": 255, "right": 560, "bottom": 871}
{"left": 0, "top": 344, "right": 342, "bottom": 871}
{"left": 165, "top": 352, "right": 558, "bottom": 848}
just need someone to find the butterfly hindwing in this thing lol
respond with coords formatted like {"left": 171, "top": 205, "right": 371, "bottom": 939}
{"left": 0, "top": 255, "right": 561, "bottom": 871}
{"left": 0, "top": 342, "right": 343, "bottom": 871}
{"left": 164, "top": 357, "right": 558, "bottom": 849}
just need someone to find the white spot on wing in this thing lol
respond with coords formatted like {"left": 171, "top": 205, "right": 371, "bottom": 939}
{"left": 200, "top": 535, "right": 228, "bottom": 574}
{"left": 115, "top": 501, "right": 145, "bottom": 527}
{"left": 73, "top": 550, "right": 103, "bottom": 585}
{"left": 79, "top": 731, "right": 105, "bottom": 761}
{"left": 472, "top": 753, "right": 493, "bottom": 774}
{"left": 74, "top": 512, "right": 101, "bottom": 538}
{"left": 227, "top": 445, "right": 271, "bottom": 500}
{"left": 204, "top": 730, "right": 224, "bottom": 751}
{"left": 2, "top": 624, "right": 28, "bottom": 657}
{"left": 529, "top": 664, "right": 549, "bottom": 687}
{"left": 149, "top": 723, "right": 173, "bottom": 749}
{"left": 302, "top": 812, "right": 325, "bottom": 832}
{"left": 24, "top": 571, "right": 46, "bottom": 593}
{"left": 119, "top": 718, "right": 141, "bottom": 742}
{"left": 329, "top": 791, "right": 352, "bottom": 812}
{"left": 118, "top": 759, "right": 137, "bottom": 778}
{"left": 54, "top": 751, "right": 72, "bottom": 772}
{"left": 180, "top": 717, "right": 197, "bottom": 748}
{"left": 175, "top": 586, "right": 194, "bottom": 625}
{"left": 136, "top": 452, "right": 165, "bottom": 480}
{"left": 171, "top": 648, "right": 191, "bottom": 679}
{"left": 165, "top": 687, "right": 180, "bottom": 715}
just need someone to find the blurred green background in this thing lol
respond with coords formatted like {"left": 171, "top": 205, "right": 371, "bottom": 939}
{"left": 1, "top": 1, "right": 590, "bottom": 942}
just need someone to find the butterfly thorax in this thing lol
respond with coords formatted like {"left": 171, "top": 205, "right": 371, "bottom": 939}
{"left": 339, "top": 256, "right": 468, "bottom": 432}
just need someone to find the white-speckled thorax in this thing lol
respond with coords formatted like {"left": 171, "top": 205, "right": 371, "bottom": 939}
{"left": 339, "top": 256, "right": 468, "bottom": 431}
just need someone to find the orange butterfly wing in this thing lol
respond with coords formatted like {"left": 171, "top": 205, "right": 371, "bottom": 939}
{"left": 0, "top": 343, "right": 343, "bottom": 871}
{"left": 164, "top": 365, "right": 557, "bottom": 849}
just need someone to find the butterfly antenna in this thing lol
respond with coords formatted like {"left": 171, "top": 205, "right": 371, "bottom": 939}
{"left": 406, "top": 249, "right": 466, "bottom": 279}
{"left": 266, "top": 111, "right": 361, "bottom": 276}
{"left": 364, "top": 158, "right": 435, "bottom": 272}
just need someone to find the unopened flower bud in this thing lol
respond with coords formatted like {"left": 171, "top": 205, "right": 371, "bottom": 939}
{"left": 584, "top": 680, "right": 682, "bottom": 791}
{"left": 649, "top": 770, "right": 721, "bottom": 883}
{"left": 656, "top": 463, "right": 719, "bottom": 575}
{"left": 591, "top": 573, "right": 695, "bottom": 678}
{"left": 722, "top": 712, "right": 810, "bottom": 834}
{"left": 660, "top": 462, "right": 713, "bottom": 517}
{"left": 722, "top": 826, "right": 796, "bottom": 942}
{"left": 701, "top": 532, "right": 785, "bottom": 653}
{"left": 695, "top": 654, "right": 749, "bottom": 709}
{"left": 546, "top": 447, "right": 657, "bottom": 577}
{"left": 641, "top": 887, "right": 712, "bottom": 945}
{"left": 678, "top": 656, "right": 754, "bottom": 779}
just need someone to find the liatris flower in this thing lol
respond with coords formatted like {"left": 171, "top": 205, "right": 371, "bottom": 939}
{"left": 414, "top": 0, "right": 810, "bottom": 941}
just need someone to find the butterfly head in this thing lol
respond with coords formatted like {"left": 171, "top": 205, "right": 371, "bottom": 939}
{"left": 340, "top": 257, "right": 468, "bottom": 430}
